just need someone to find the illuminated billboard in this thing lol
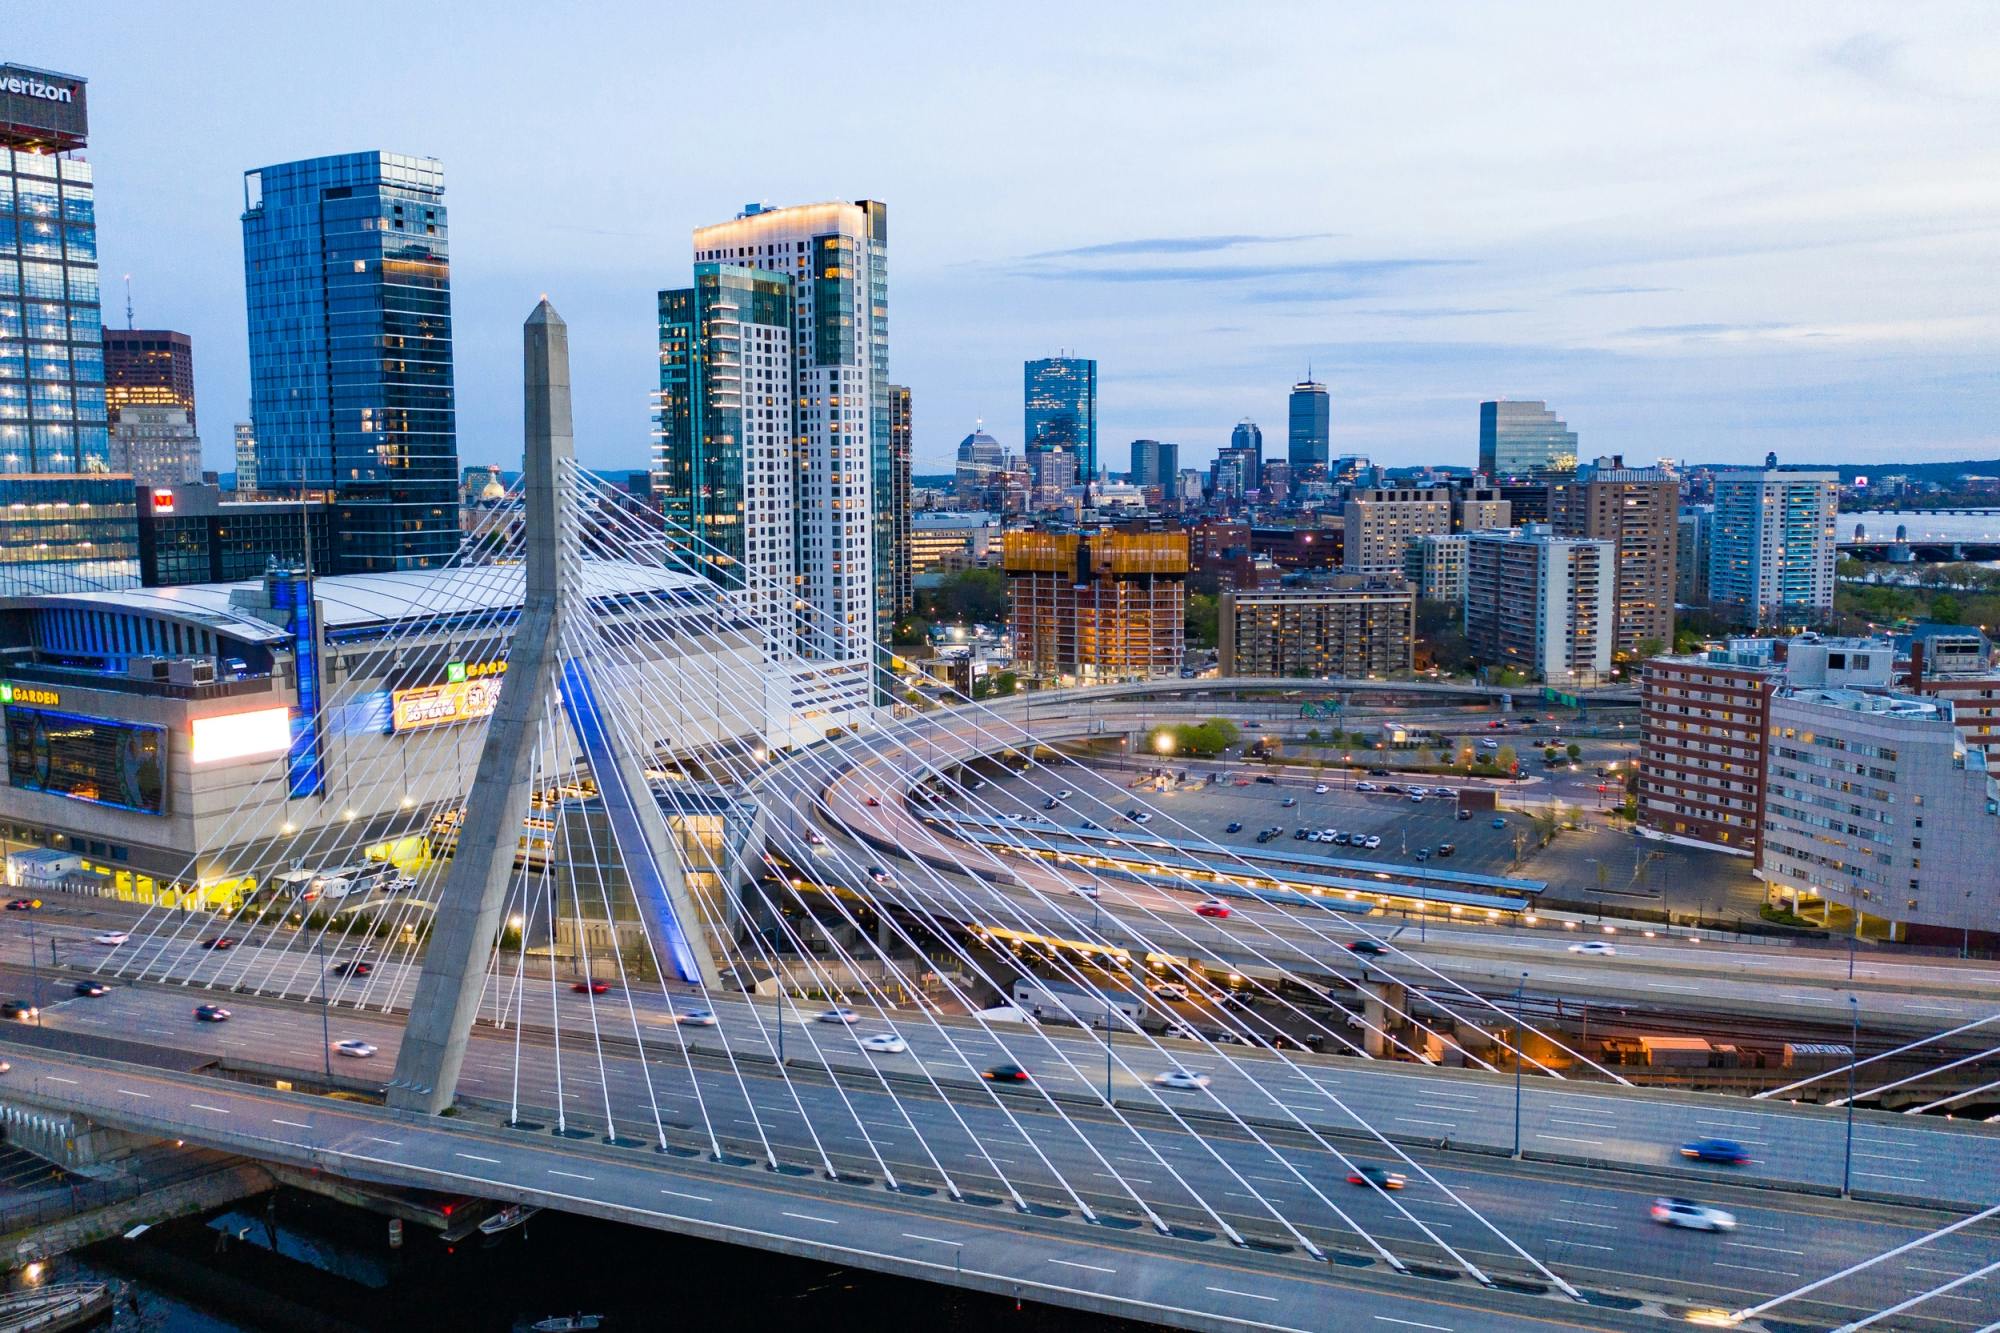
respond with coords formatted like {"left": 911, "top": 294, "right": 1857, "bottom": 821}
{"left": 190, "top": 707, "right": 293, "bottom": 764}
{"left": 5, "top": 706, "right": 165, "bottom": 814}
{"left": 391, "top": 677, "right": 504, "bottom": 734}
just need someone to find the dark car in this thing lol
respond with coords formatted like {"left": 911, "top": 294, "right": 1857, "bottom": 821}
{"left": 5, "top": 898, "right": 41, "bottom": 911}
{"left": 1679, "top": 1138, "right": 1751, "bottom": 1165}
{"left": 72, "top": 981, "right": 107, "bottom": 997}
{"left": 194, "top": 1004, "right": 231, "bottom": 1023}
{"left": 201, "top": 936, "right": 237, "bottom": 951}
{"left": 1437, "top": 843, "right": 1456, "bottom": 857}
{"left": 1042, "top": 797, "right": 1058, "bottom": 810}
{"left": 1368, "top": 769, "right": 1391, "bottom": 777}
{"left": 333, "top": 961, "right": 373, "bottom": 977}
{"left": 982, "top": 1063, "right": 1030, "bottom": 1083}
{"left": 1382, "top": 784, "right": 1404, "bottom": 794}
{"left": 1225, "top": 821, "right": 1243, "bottom": 834}
{"left": 1457, "top": 808, "right": 1474, "bottom": 820}
{"left": 0, "top": 1000, "right": 37, "bottom": 1021}
{"left": 1253, "top": 775, "right": 1276, "bottom": 785}
{"left": 1347, "top": 1165, "right": 1407, "bottom": 1190}
{"left": 1293, "top": 828, "right": 1309, "bottom": 840}
{"left": 1414, "top": 848, "right": 1430, "bottom": 861}
{"left": 1346, "top": 940, "right": 1389, "bottom": 957}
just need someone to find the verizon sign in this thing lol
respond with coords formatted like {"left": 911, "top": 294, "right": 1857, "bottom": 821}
{"left": 0, "top": 64, "right": 87, "bottom": 150}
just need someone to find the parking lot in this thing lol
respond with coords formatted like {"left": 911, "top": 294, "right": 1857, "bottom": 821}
{"left": 945, "top": 762, "right": 1534, "bottom": 883}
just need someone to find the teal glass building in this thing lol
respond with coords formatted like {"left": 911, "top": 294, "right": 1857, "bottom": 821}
{"left": 1288, "top": 378, "right": 1329, "bottom": 474}
{"left": 1024, "top": 356, "right": 1097, "bottom": 482}
{"left": 241, "top": 152, "right": 458, "bottom": 573}
{"left": 1478, "top": 399, "right": 1578, "bottom": 479}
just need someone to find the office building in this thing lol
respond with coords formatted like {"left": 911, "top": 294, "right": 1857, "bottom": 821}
{"left": 1129, "top": 439, "right": 1177, "bottom": 492}
{"left": 1451, "top": 484, "right": 1511, "bottom": 534}
{"left": 954, "top": 427, "right": 1004, "bottom": 508}
{"left": 1218, "top": 578, "right": 1413, "bottom": 678}
{"left": 1210, "top": 446, "right": 1257, "bottom": 502}
{"left": 1005, "top": 525, "right": 1186, "bottom": 683}
{"left": 136, "top": 481, "right": 333, "bottom": 585}
{"left": 909, "top": 511, "right": 998, "bottom": 574}
{"left": 241, "top": 152, "right": 458, "bottom": 573}
{"left": 678, "top": 200, "right": 891, "bottom": 666}
{"left": 888, "top": 383, "right": 912, "bottom": 617}
{"left": 1410, "top": 533, "right": 1471, "bottom": 603}
{"left": 1762, "top": 687, "right": 2000, "bottom": 946}
{"left": 1464, "top": 528, "right": 1615, "bottom": 686}
{"left": 653, "top": 263, "right": 796, "bottom": 649}
{"left": 1288, "top": 378, "right": 1330, "bottom": 475}
{"left": 1676, "top": 506, "right": 1712, "bottom": 604}
{"left": 1708, "top": 468, "right": 1838, "bottom": 625}
{"left": 232, "top": 421, "right": 257, "bottom": 495}
{"left": 102, "top": 329, "right": 196, "bottom": 430}
{"left": 1342, "top": 486, "right": 1452, "bottom": 577}
{"left": 1478, "top": 400, "right": 1577, "bottom": 478}
{"left": 1024, "top": 355, "right": 1097, "bottom": 483}
{"left": 0, "top": 63, "right": 137, "bottom": 596}
{"left": 108, "top": 405, "right": 201, "bottom": 486}
{"left": 1550, "top": 456, "right": 1677, "bottom": 658}
{"left": 1229, "top": 418, "right": 1263, "bottom": 485}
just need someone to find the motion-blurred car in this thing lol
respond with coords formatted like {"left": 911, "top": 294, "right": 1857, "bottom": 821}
{"left": 1568, "top": 941, "right": 1617, "bottom": 956}
{"left": 1194, "top": 899, "right": 1232, "bottom": 919}
{"left": 815, "top": 1007, "right": 859, "bottom": 1024}
{"left": 201, "top": 936, "right": 237, "bottom": 951}
{"left": 859, "top": 1033, "right": 908, "bottom": 1055}
{"left": 94, "top": 932, "right": 129, "bottom": 946}
{"left": 1345, "top": 940, "right": 1388, "bottom": 957}
{"left": 333, "top": 1039, "right": 377, "bottom": 1059}
{"left": 675, "top": 1009, "right": 717, "bottom": 1027}
{"left": 0, "top": 1001, "right": 36, "bottom": 1022}
{"left": 982, "top": 1063, "right": 1030, "bottom": 1083}
{"left": 333, "top": 961, "right": 373, "bottom": 977}
{"left": 1679, "top": 1138, "right": 1751, "bottom": 1165}
{"left": 194, "top": 1004, "right": 230, "bottom": 1023}
{"left": 1347, "top": 1165, "right": 1407, "bottom": 1190}
{"left": 1153, "top": 1069, "right": 1211, "bottom": 1090}
{"left": 1651, "top": 1197, "right": 1736, "bottom": 1230}
{"left": 571, "top": 981, "right": 611, "bottom": 994}
{"left": 1491, "top": 818, "right": 1507, "bottom": 829}
{"left": 72, "top": 981, "right": 107, "bottom": 998}
{"left": 6, "top": 898, "right": 40, "bottom": 911}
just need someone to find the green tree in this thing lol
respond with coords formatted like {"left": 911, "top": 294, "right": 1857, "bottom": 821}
{"left": 1566, "top": 742, "right": 1581, "bottom": 760}
{"left": 1633, "top": 637, "right": 1665, "bottom": 661}
{"left": 991, "top": 670, "right": 1019, "bottom": 697}
{"left": 892, "top": 615, "right": 932, "bottom": 646}
{"left": 1413, "top": 598, "right": 1470, "bottom": 674}
{"left": 1186, "top": 592, "right": 1219, "bottom": 650}
{"left": 1930, "top": 592, "right": 1963, "bottom": 625}
{"left": 917, "top": 568, "right": 1008, "bottom": 625}
{"left": 1494, "top": 745, "right": 1517, "bottom": 775}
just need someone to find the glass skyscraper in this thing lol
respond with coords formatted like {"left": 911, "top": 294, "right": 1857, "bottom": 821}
{"left": 1129, "top": 438, "right": 1177, "bottom": 490}
{"left": 1478, "top": 399, "right": 1577, "bottom": 479}
{"left": 1230, "top": 417, "right": 1263, "bottom": 483}
{"left": 1288, "top": 378, "right": 1329, "bottom": 474}
{"left": 0, "top": 64, "right": 136, "bottom": 594}
{"left": 241, "top": 152, "right": 459, "bottom": 573}
{"left": 1024, "top": 355, "right": 1097, "bottom": 482}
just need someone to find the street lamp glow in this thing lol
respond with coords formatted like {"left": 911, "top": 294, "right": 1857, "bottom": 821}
{"left": 1155, "top": 732, "right": 1174, "bottom": 755}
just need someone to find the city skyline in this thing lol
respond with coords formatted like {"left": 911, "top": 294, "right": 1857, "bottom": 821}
{"left": 17, "top": 3, "right": 2000, "bottom": 477}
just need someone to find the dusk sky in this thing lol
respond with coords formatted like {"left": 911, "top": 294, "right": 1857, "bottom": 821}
{"left": 20, "top": 2, "right": 2000, "bottom": 475}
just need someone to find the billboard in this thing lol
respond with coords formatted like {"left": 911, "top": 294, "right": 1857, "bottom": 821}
{"left": 0, "top": 65, "right": 88, "bottom": 152}
{"left": 5, "top": 706, "right": 165, "bottom": 814}
{"left": 190, "top": 707, "right": 293, "bottom": 764}
{"left": 391, "top": 677, "right": 503, "bottom": 734}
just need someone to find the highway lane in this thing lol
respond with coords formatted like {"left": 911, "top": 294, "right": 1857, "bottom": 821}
{"left": 17, "top": 978, "right": 2000, "bottom": 1326}
{"left": 0, "top": 1046, "right": 1654, "bottom": 1333}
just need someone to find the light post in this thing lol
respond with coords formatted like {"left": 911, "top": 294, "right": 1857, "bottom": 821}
{"left": 25, "top": 913, "right": 40, "bottom": 1024}
{"left": 1847, "top": 886, "right": 1859, "bottom": 981}
{"left": 1512, "top": 972, "right": 1527, "bottom": 1158}
{"left": 316, "top": 927, "right": 331, "bottom": 1079}
{"left": 1843, "top": 995, "right": 1859, "bottom": 1197}
{"left": 1103, "top": 994, "right": 1115, "bottom": 1103}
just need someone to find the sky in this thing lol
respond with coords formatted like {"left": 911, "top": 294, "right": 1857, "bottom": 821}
{"left": 18, "top": 2, "right": 2000, "bottom": 476}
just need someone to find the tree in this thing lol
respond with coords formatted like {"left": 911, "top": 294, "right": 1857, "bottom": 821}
{"left": 916, "top": 568, "right": 1008, "bottom": 625}
{"left": 1494, "top": 745, "right": 1517, "bottom": 775}
{"left": 1633, "top": 637, "right": 1665, "bottom": 661}
{"left": 991, "top": 671, "right": 1019, "bottom": 697}
{"left": 1566, "top": 742, "right": 1581, "bottom": 760}
{"left": 1186, "top": 593, "right": 1219, "bottom": 650}
{"left": 892, "top": 615, "right": 932, "bottom": 647}
{"left": 1930, "top": 592, "right": 1963, "bottom": 625}
{"left": 1413, "top": 599, "right": 1471, "bottom": 674}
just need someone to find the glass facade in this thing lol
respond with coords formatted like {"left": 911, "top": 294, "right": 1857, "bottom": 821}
{"left": 1478, "top": 400, "right": 1577, "bottom": 479}
{"left": 1288, "top": 379, "right": 1329, "bottom": 474}
{"left": 1024, "top": 356, "right": 1097, "bottom": 482}
{"left": 241, "top": 152, "right": 458, "bottom": 574}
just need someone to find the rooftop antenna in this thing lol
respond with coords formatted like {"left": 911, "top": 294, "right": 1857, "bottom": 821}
{"left": 123, "top": 274, "right": 133, "bottom": 330}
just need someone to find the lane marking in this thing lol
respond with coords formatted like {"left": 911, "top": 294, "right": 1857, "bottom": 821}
{"left": 1714, "top": 1262, "right": 1797, "bottom": 1277}
{"left": 1724, "top": 1241, "right": 1805, "bottom": 1256}
{"left": 660, "top": 1188, "right": 712, "bottom": 1203}
{"left": 272, "top": 1118, "right": 310, "bottom": 1129}
{"left": 45, "top": 1076, "right": 77, "bottom": 1085}
{"left": 367, "top": 1137, "right": 402, "bottom": 1146}
{"left": 115, "top": 1088, "right": 151, "bottom": 1099}
{"left": 903, "top": 1233, "right": 960, "bottom": 1246}
{"left": 1052, "top": 1259, "right": 1117, "bottom": 1274}
{"left": 1206, "top": 1286, "right": 1277, "bottom": 1302}
{"left": 782, "top": 1211, "right": 838, "bottom": 1225}
{"left": 548, "top": 1169, "right": 595, "bottom": 1181}
{"left": 1535, "top": 1134, "right": 1602, "bottom": 1145}
{"left": 455, "top": 1152, "right": 501, "bottom": 1164}
{"left": 1374, "top": 1319, "right": 1453, "bottom": 1332}
{"left": 189, "top": 1103, "right": 232, "bottom": 1115}
{"left": 1545, "top": 1238, "right": 1615, "bottom": 1251}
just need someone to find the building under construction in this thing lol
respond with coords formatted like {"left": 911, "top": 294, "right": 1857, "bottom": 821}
{"left": 1004, "top": 524, "right": 1188, "bottom": 683}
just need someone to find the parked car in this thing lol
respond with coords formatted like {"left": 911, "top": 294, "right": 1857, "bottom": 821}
{"left": 1368, "top": 769, "right": 1391, "bottom": 777}
{"left": 1151, "top": 982, "right": 1190, "bottom": 1001}
{"left": 1043, "top": 797, "right": 1059, "bottom": 810}
{"left": 1679, "top": 1138, "right": 1751, "bottom": 1165}
{"left": 1333, "top": 832, "right": 1351, "bottom": 846}
{"left": 1491, "top": 817, "right": 1507, "bottom": 829}
{"left": 1651, "top": 1197, "right": 1737, "bottom": 1231}
{"left": 1437, "top": 843, "right": 1456, "bottom": 857}
{"left": 1314, "top": 784, "right": 1329, "bottom": 794}
{"left": 1225, "top": 821, "right": 1243, "bottom": 834}
{"left": 1414, "top": 848, "right": 1430, "bottom": 861}
{"left": 1363, "top": 834, "right": 1382, "bottom": 849}
{"left": 1293, "top": 828, "right": 1309, "bottom": 840}
{"left": 1457, "top": 808, "right": 1474, "bottom": 820}
{"left": 1355, "top": 781, "right": 1379, "bottom": 792}
{"left": 1382, "top": 784, "right": 1404, "bottom": 794}
{"left": 1281, "top": 796, "right": 1297, "bottom": 807}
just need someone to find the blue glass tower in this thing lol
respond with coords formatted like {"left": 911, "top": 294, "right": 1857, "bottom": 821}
{"left": 242, "top": 152, "right": 459, "bottom": 573}
{"left": 1024, "top": 355, "right": 1097, "bottom": 482}
{"left": 1288, "top": 378, "right": 1330, "bottom": 475}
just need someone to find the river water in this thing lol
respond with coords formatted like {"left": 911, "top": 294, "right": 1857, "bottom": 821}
{"left": 24, "top": 1188, "right": 1155, "bottom": 1332}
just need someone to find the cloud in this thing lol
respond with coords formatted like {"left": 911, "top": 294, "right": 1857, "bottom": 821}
{"left": 1822, "top": 31, "right": 1904, "bottom": 84}
{"left": 1366, "top": 306, "right": 1521, "bottom": 319}
{"left": 1016, "top": 257, "right": 1470, "bottom": 286}
{"left": 1026, "top": 232, "right": 1333, "bottom": 259}
{"left": 1565, "top": 284, "right": 1675, "bottom": 297}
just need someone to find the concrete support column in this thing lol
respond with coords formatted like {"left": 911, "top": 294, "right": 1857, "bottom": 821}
{"left": 1360, "top": 979, "right": 1408, "bottom": 1059}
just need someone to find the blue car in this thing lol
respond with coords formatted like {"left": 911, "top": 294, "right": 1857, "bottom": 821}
{"left": 1679, "top": 1137, "right": 1750, "bottom": 1165}
{"left": 1491, "top": 818, "right": 1507, "bottom": 829}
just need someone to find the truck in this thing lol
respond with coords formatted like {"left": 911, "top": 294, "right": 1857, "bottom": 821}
{"left": 1010, "top": 977, "right": 1142, "bottom": 1031}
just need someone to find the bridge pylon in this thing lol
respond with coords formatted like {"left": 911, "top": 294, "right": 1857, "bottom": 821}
{"left": 387, "top": 300, "right": 720, "bottom": 1115}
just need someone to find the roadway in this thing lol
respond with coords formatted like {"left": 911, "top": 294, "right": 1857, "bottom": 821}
{"left": 7, "top": 977, "right": 2000, "bottom": 1329}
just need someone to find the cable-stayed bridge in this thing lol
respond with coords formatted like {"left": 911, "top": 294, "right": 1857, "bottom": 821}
{"left": 2, "top": 301, "right": 1995, "bottom": 1332}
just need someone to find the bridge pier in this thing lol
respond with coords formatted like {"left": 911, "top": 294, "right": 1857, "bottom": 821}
{"left": 1358, "top": 979, "right": 1408, "bottom": 1058}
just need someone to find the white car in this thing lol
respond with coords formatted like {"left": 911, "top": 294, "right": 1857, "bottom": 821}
{"left": 1362, "top": 834, "right": 1381, "bottom": 849}
{"left": 1408, "top": 791, "right": 1426, "bottom": 803}
{"left": 1651, "top": 1197, "right": 1736, "bottom": 1231}
{"left": 676, "top": 1009, "right": 718, "bottom": 1027}
{"left": 94, "top": 932, "right": 129, "bottom": 946}
{"left": 1568, "top": 940, "right": 1617, "bottom": 956}
{"left": 1314, "top": 784, "right": 1329, "bottom": 794}
{"left": 816, "top": 1007, "right": 860, "bottom": 1024}
{"left": 1151, "top": 982, "right": 1190, "bottom": 1001}
{"left": 1057, "top": 790, "right": 1073, "bottom": 800}
{"left": 1355, "top": 781, "right": 1380, "bottom": 792}
{"left": 859, "top": 1033, "right": 908, "bottom": 1054}
{"left": 1153, "top": 1069, "right": 1212, "bottom": 1090}
{"left": 1072, "top": 884, "right": 1101, "bottom": 899}
{"left": 804, "top": 829, "right": 826, "bottom": 846}
{"left": 332, "top": 1039, "right": 377, "bottom": 1059}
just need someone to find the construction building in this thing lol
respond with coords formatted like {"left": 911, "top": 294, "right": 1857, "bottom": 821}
{"left": 1004, "top": 525, "right": 1187, "bottom": 684}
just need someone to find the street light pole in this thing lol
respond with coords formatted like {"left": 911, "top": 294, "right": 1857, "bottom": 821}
{"left": 317, "top": 928, "right": 331, "bottom": 1079}
{"left": 25, "top": 914, "right": 40, "bottom": 1023}
{"left": 1512, "top": 972, "right": 1527, "bottom": 1158}
{"left": 1843, "top": 995, "right": 1858, "bottom": 1197}
{"left": 1847, "top": 887, "right": 1859, "bottom": 981}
